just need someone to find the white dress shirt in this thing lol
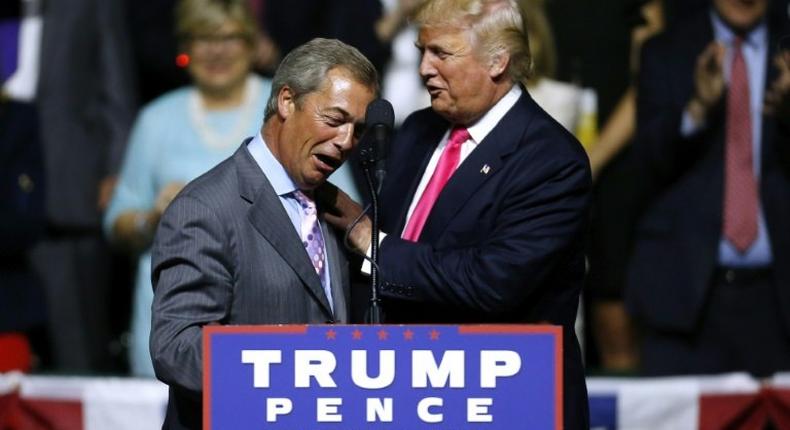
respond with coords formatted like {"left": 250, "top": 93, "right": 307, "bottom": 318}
{"left": 362, "top": 85, "right": 522, "bottom": 273}
{"left": 402, "top": 85, "right": 523, "bottom": 232}
{"left": 247, "top": 132, "right": 335, "bottom": 310}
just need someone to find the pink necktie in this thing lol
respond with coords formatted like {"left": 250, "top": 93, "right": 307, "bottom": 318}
{"left": 723, "top": 37, "right": 759, "bottom": 253}
{"left": 402, "top": 126, "right": 470, "bottom": 242}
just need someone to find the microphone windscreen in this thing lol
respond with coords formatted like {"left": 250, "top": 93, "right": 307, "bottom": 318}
{"left": 365, "top": 99, "right": 394, "bottom": 130}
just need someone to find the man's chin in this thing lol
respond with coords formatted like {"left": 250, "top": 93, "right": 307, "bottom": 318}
{"left": 431, "top": 101, "right": 453, "bottom": 119}
{"left": 432, "top": 104, "right": 467, "bottom": 124}
{"left": 301, "top": 173, "right": 330, "bottom": 190}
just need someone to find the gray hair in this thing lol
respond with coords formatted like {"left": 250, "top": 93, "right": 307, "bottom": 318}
{"left": 264, "top": 38, "right": 379, "bottom": 121}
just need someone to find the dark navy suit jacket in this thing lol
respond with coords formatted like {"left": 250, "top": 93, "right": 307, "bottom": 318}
{"left": 627, "top": 10, "right": 790, "bottom": 334}
{"left": 0, "top": 100, "right": 46, "bottom": 333}
{"left": 376, "top": 89, "right": 592, "bottom": 430}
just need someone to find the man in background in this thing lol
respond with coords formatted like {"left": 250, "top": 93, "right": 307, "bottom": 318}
{"left": 2, "top": 0, "right": 136, "bottom": 372}
{"left": 628, "top": 0, "right": 790, "bottom": 376}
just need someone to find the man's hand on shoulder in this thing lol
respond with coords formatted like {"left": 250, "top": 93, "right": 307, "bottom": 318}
{"left": 316, "top": 183, "right": 372, "bottom": 254}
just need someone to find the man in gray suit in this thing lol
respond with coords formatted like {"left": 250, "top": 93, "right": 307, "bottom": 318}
{"left": 150, "top": 38, "right": 378, "bottom": 430}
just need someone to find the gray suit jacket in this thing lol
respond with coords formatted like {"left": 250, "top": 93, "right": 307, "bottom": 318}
{"left": 150, "top": 142, "right": 351, "bottom": 429}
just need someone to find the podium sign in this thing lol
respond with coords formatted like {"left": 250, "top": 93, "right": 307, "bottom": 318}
{"left": 204, "top": 325, "right": 562, "bottom": 429}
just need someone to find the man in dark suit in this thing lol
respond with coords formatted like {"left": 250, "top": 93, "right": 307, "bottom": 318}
{"left": 149, "top": 38, "right": 377, "bottom": 430}
{"left": 627, "top": 0, "right": 790, "bottom": 376}
{"left": 324, "top": 1, "right": 592, "bottom": 428}
{"left": 1, "top": 1, "right": 46, "bottom": 367}
{"left": 14, "top": 0, "right": 137, "bottom": 372}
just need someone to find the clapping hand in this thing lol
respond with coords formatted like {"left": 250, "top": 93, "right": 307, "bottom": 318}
{"left": 687, "top": 42, "right": 726, "bottom": 125}
{"left": 764, "top": 50, "right": 790, "bottom": 128}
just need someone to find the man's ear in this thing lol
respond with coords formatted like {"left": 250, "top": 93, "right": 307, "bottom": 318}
{"left": 489, "top": 50, "right": 510, "bottom": 79}
{"left": 277, "top": 85, "right": 296, "bottom": 119}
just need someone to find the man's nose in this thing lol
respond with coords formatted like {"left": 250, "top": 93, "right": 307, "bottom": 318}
{"left": 419, "top": 53, "right": 436, "bottom": 78}
{"left": 334, "top": 123, "right": 355, "bottom": 152}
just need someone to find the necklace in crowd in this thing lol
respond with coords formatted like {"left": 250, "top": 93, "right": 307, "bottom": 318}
{"left": 188, "top": 75, "right": 261, "bottom": 150}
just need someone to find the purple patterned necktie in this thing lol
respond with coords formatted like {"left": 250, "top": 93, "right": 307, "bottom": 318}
{"left": 292, "top": 190, "right": 331, "bottom": 305}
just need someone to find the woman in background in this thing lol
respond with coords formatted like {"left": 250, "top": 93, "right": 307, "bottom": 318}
{"left": 521, "top": 0, "right": 587, "bottom": 135}
{"left": 377, "top": 0, "right": 430, "bottom": 126}
{"left": 104, "top": 0, "right": 271, "bottom": 376}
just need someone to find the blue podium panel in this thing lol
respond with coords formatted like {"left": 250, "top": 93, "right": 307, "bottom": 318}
{"left": 204, "top": 325, "right": 562, "bottom": 430}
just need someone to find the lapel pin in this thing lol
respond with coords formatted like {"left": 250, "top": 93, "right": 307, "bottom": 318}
{"left": 480, "top": 164, "right": 491, "bottom": 175}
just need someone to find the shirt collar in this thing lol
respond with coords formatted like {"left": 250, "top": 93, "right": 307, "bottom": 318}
{"left": 465, "top": 85, "right": 522, "bottom": 145}
{"left": 710, "top": 9, "right": 767, "bottom": 49}
{"left": 246, "top": 131, "right": 299, "bottom": 197}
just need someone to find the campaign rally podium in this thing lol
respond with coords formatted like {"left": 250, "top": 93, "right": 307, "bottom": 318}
{"left": 203, "top": 324, "right": 563, "bottom": 429}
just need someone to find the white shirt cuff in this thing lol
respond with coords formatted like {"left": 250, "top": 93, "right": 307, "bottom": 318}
{"left": 360, "top": 232, "right": 388, "bottom": 275}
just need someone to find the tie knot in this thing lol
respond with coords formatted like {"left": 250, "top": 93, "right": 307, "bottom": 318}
{"left": 448, "top": 126, "right": 470, "bottom": 147}
{"left": 292, "top": 190, "right": 316, "bottom": 213}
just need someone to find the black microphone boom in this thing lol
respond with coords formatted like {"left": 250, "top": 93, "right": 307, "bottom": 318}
{"left": 358, "top": 98, "right": 393, "bottom": 324}
{"left": 361, "top": 99, "right": 394, "bottom": 193}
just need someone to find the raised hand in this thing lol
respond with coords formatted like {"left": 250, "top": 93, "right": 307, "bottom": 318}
{"left": 687, "top": 42, "right": 726, "bottom": 125}
{"left": 764, "top": 51, "right": 790, "bottom": 127}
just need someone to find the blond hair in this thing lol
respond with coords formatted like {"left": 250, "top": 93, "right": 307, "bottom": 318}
{"left": 175, "top": 0, "right": 258, "bottom": 44}
{"left": 411, "top": 0, "right": 532, "bottom": 83}
{"left": 519, "top": 0, "right": 556, "bottom": 80}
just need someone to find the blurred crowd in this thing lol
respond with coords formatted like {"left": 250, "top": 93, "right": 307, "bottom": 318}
{"left": 1, "top": 0, "right": 789, "bottom": 380}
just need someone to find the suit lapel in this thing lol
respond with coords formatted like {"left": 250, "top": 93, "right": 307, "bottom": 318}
{"left": 760, "top": 19, "right": 784, "bottom": 171}
{"left": 320, "top": 217, "right": 349, "bottom": 322}
{"left": 235, "top": 144, "right": 334, "bottom": 319}
{"left": 385, "top": 113, "right": 448, "bottom": 235}
{"left": 758, "top": 17, "right": 789, "bottom": 235}
{"left": 418, "top": 91, "right": 532, "bottom": 242}
{"left": 692, "top": 18, "right": 724, "bottom": 238}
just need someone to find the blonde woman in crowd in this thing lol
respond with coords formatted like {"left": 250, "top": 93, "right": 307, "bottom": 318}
{"left": 104, "top": 0, "right": 271, "bottom": 376}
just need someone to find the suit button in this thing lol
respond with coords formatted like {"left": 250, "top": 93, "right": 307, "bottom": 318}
{"left": 725, "top": 270, "right": 735, "bottom": 283}
{"left": 18, "top": 174, "right": 34, "bottom": 193}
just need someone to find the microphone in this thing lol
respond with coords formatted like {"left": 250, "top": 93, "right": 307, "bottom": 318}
{"left": 358, "top": 99, "right": 393, "bottom": 324}
{"left": 362, "top": 99, "right": 394, "bottom": 193}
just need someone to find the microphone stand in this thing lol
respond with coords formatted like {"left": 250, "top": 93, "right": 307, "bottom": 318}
{"left": 359, "top": 145, "right": 383, "bottom": 324}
